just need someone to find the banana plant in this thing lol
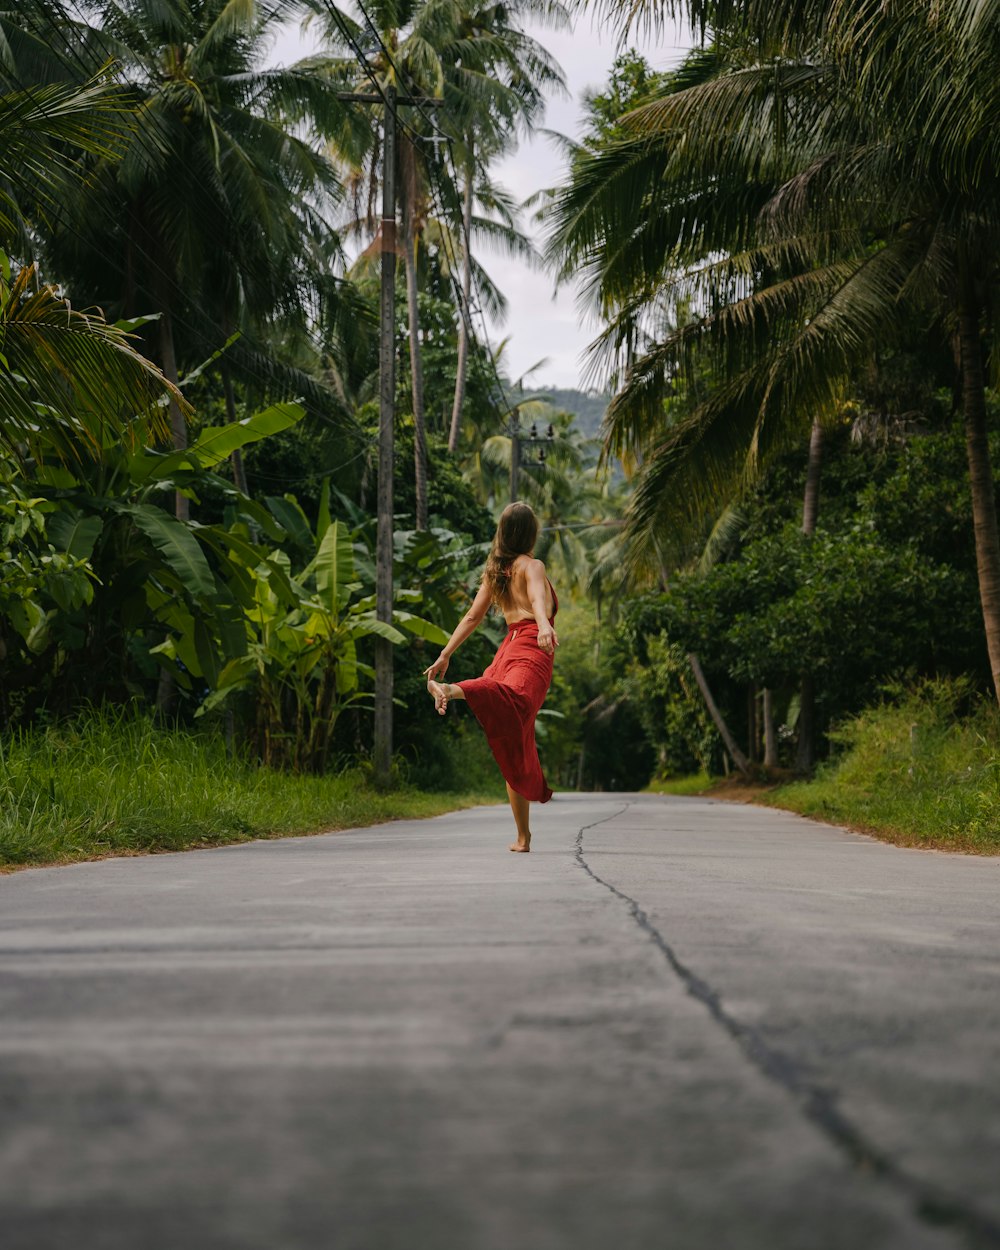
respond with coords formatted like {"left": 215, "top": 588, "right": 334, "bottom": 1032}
{"left": 0, "top": 481, "right": 97, "bottom": 660}
{"left": 4, "top": 398, "right": 448, "bottom": 761}
{"left": 0, "top": 401, "right": 308, "bottom": 711}
{"left": 194, "top": 504, "right": 449, "bottom": 773}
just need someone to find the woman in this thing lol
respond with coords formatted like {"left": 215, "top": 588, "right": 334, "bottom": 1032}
{"left": 424, "top": 502, "right": 558, "bottom": 853}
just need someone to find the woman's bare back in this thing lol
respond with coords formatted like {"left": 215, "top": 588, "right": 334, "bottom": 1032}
{"left": 499, "top": 555, "right": 554, "bottom": 626}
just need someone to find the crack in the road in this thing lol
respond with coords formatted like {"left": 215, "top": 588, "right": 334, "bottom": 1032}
{"left": 574, "top": 802, "right": 1000, "bottom": 1250}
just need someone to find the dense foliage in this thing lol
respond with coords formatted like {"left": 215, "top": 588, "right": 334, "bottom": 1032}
{"left": 547, "top": 7, "right": 1000, "bottom": 779}
{"left": 617, "top": 419, "right": 990, "bottom": 774}
{"left": 5, "top": 0, "right": 1000, "bottom": 836}
{"left": 771, "top": 680, "right": 1000, "bottom": 853}
{"left": 0, "top": 0, "right": 621, "bottom": 805}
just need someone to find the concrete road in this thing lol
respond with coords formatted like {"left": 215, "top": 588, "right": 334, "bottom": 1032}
{"left": 1, "top": 795, "right": 999, "bottom": 1250}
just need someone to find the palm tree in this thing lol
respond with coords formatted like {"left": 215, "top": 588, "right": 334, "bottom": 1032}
{"left": 309, "top": 0, "right": 435, "bottom": 528}
{"left": 442, "top": 0, "right": 568, "bottom": 452}
{"left": 0, "top": 260, "right": 184, "bottom": 463}
{"left": 23, "top": 0, "right": 358, "bottom": 518}
{"left": 0, "top": 46, "right": 183, "bottom": 456}
{"left": 311, "top": 0, "right": 565, "bottom": 526}
{"left": 549, "top": 6, "right": 1000, "bottom": 700}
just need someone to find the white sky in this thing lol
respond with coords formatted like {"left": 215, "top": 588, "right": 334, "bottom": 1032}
{"left": 268, "top": 11, "right": 694, "bottom": 389}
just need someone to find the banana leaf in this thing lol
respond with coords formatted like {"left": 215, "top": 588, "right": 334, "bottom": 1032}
{"left": 129, "top": 402, "right": 304, "bottom": 482}
{"left": 124, "top": 503, "right": 215, "bottom": 598}
{"left": 46, "top": 511, "right": 103, "bottom": 560}
{"left": 315, "top": 519, "right": 355, "bottom": 616}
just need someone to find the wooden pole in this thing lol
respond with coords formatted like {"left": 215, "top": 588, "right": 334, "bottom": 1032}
{"left": 763, "top": 687, "right": 779, "bottom": 769}
{"left": 509, "top": 406, "right": 520, "bottom": 503}
{"left": 797, "top": 415, "right": 824, "bottom": 773}
{"left": 374, "top": 84, "right": 397, "bottom": 789}
{"left": 448, "top": 158, "right": 474, "bottom": 453}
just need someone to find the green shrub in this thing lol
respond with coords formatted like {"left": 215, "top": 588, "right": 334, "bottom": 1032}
{"left": 770, "top": 680, "right": 1000, "bottom": 851}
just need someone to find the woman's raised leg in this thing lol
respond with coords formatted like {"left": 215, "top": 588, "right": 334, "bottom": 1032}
{"left": 426, "top": 680, "right": 466, "bottom": 715}
{"left": 506, "top": 782, "right": 531, "bottom": 852}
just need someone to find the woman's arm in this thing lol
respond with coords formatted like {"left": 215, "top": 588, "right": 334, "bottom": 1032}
{"left": 525, "top": 559, "right": 558, "bottom": 656}
{"left": 423, "top": 579, "right": 492, "bottom": 679}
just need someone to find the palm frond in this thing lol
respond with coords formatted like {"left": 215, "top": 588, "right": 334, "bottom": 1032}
{"left": 0, "top": 262, "right": 184, "bottom": 461}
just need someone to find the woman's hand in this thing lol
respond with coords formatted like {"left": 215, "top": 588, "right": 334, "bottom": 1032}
{"left": 423, "top": 653, "right": 450, "bottom": 680}
{"left": 536, "top": 624, "right": 558, "bottom": 656}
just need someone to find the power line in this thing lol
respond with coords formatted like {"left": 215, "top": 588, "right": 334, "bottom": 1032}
{"left": 311, "top": 0, "right": 445, "bottom": 153}
{"left": 310, "top": 0, "right": 393, "bottom": 111}
{"left": 345, "top": 0, "right": 516, "bottom": 427}
{"left": 424, "top": 154, "right": 512, "bottom": 421}
{"left": 310, "top": 0, "right": 494, "bottom": 431}
{"left": 351, "top": 0, "right": 454, "bottom": 145}
{"left": 242, "top": 433, "right": 378, "bottom": 484}
{"left": 440, "top": 139, "right": 519, "bottom": 421}
{"left": 16, "top": 0, "right": 518, "bottom": 462}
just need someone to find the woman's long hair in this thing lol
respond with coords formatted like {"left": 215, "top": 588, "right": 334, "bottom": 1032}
{"left": 484, "top": 502, "right": 539, "bottom": 605}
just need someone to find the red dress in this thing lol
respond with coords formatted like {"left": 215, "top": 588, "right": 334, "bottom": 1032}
{"left": 456, "top": 582, "right": 558, "bottom": 803}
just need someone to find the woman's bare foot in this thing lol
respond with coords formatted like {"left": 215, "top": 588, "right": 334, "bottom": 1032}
{"left": 504, "top": 783, "right": 531, "bottom": 853}
{"left": 427, "top": 679, "right": 450, "bottom": 715}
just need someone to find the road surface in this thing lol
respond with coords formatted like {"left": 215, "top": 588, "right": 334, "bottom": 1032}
{"left": 1, "top": 794, "right": 999, "bottom": 1249}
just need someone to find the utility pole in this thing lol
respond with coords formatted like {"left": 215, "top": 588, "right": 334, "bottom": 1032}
{"left": 374, "top": 83, "right": 397, "bottom": 790}
{"left": 336, "top": 84, "right": 441, "bottom": 788}
{"left": 509, "top": 411, "right": 555, "bottom": 503}
{"left": 508, "top": 406, "right": 520, "bottom": 502}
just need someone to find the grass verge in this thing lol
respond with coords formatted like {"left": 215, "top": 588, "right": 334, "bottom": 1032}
{"left": 0, "top": 709, "right": 504, "bottom": 870}
{"left": 644, "top": 772, "right": 713, "bottom": 796}
{"left": 647, "top": 683, "right": 1000, "bottom": 855}
{"left": 762, "top": 682, "right": 1000, "bottom": 854}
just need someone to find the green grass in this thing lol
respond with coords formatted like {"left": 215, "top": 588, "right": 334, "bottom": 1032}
{"left": 764, "top": 681, "right": 1000, "bottom": 854}
{"left": 644, "top": 772, "right": 713, "bottom": 796}
{"left": 0, "top": 708, "right": 503, "bottom": 869}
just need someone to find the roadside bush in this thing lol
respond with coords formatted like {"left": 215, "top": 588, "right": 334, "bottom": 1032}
{"left": 621, "top": 636, "right": 719, "bottom": 779}
{"left": 772, "top": 680, "right": 1000, "bottom": 851}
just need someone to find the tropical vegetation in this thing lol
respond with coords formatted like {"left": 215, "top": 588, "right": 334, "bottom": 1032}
{"left": 545, "top": 2, "right": 1000, "bottom": 824}
{"left": 0, "top": 0, "right": 620, "bottom": 865}
{"left": 3, "top": 0, "right": 1000, "bottom": 863}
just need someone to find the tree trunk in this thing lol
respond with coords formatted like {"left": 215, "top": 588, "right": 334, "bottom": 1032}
{"left": 796, "top": 415, "right": 824, "bottom": 771}
{"left": 802, "top": 416, "right": 823, "bottom": 536}
{"left": 124, "top": 210, "right": 137, "bottom": 320}
{"left": 222, "top": 364, "right": 250, "bottom": 496}
{"left": 404, "top": 225, "right": 428, "bottom": 530}
{"left": 448, "top": 161, "right": 474, "bottom": 454}
{"left": 231, "top": 448, "right": 248, "bottom": 497}
{"left": 220, "top": 314, "right": 250, "bottom": 497}
{"left": 687, "top": 652, "right": 752, "bottom": 776}
{"left": 763, "top": 687, "right": 779, "bottom": 769}
{"left": 747, "top": 682, "right": 758, "bottom": 763}
{"left": 155, "top": 667, "right": 176, "bottom": 717}
{"left": 155, "top": 304, "right": 186, "bottom": 715}
{"left": 795, "top": 675, "right": 816, "bottom": 773}
{"left": 959, "top": 287, "right": 1000, "bottom": 699}
{"left": 158, "top": 307, "right": 188, "bottom": 522}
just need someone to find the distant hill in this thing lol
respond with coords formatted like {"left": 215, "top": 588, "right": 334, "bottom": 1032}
{"left": 540, "top": 387, "right": 609, "bottom": 438}
{"left": 507, "top": 385, "right": 611, "bottom": 439}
